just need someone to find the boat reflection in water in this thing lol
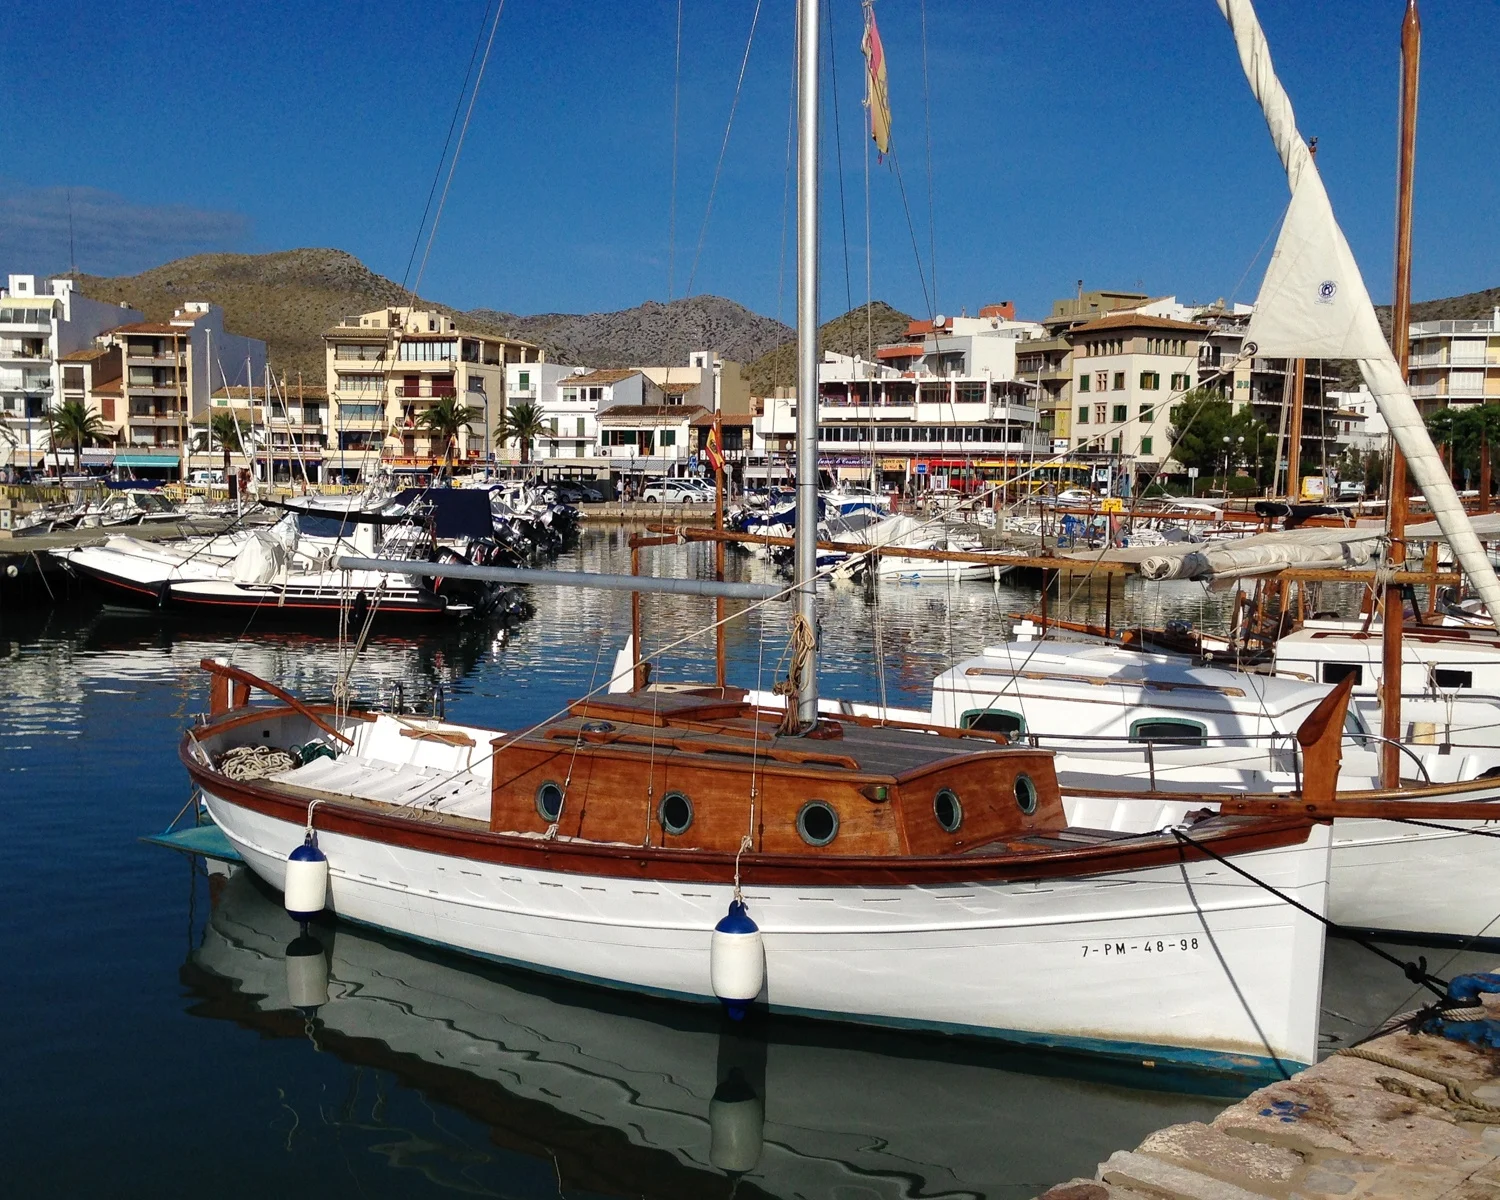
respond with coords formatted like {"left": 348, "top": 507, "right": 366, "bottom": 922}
{"left": 186, "top": 868, "right": 1222, "bottom": 1199}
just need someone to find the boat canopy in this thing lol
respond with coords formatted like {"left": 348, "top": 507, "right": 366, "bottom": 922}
{"left": 1138, "top": 527, "right": 1381, "bottom": 582}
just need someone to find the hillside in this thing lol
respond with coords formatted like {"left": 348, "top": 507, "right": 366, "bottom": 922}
{"left": 73, "top": 250, "right": 798, "bottom": 382}
{"left": 72, "top": 249, "right": 441, "bottom": 385}
{"left": 471, "top": 296, "right": 792, "bottom": 370}
{"left": 1375, "top": 285, "right": 1500, "bottom": 343}
{"left": 746, "top": 301, "right": 913, "bottom": 395}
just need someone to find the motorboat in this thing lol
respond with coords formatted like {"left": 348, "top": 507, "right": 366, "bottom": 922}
{"left": 56, "top": 506, "right": 519, "bottom": 625}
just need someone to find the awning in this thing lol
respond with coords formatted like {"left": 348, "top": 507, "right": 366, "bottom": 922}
{"left": 114, "top": 454, "right": 181, "bottom": 467}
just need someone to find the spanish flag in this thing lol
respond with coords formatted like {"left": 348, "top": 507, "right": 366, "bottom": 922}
{"left": 862, "top": 3, "right": 891, "bottom": 159}
{"left": 705, "top": 423, "right": 726, "bottom": 473}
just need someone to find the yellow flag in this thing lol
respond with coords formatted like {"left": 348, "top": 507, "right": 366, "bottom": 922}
{"left": 862, "top": 4, "right": 891, "bottom": 159}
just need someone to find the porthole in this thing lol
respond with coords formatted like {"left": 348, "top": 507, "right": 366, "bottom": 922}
{"left": 658, "top": 791, "right": 694, "bottom": 836}
{"left": 1014, "top": 773, "right": 1038, "bottom": 816}
{"left": 796, "top": 800, "right": 839, "bottom": 847}
{"left": 933, "top": 788, "right": 963, "bottom": 833}
{"left": 535, "top": 780, "right": 564, "bottom": 822}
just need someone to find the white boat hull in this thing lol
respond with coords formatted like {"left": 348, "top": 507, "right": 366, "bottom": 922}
{"left": 202, "top": 787, "right": 1330, "bottom": 1076}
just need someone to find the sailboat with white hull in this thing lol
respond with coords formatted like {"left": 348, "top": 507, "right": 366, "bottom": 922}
{"left": 171, "top": 0, "right": 1367, "bottom": 1082}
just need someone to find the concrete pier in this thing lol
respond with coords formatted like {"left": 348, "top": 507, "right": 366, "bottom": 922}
{"left": 1037, "top": 1028, "right": 1500, "bottom": 1199}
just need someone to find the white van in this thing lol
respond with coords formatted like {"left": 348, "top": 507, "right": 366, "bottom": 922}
{"left": 189, "top": 470, "right": 225, "bottom": 488}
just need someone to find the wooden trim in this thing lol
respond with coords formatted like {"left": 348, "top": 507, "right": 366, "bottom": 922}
{"left": 181, "top": 732, "right": 1316, "bottom": 886}
{"left": 198, "top": 659, "right": 354, "bottom": 745}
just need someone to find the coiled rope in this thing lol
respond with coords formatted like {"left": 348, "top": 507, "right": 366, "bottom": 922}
{"left": 772, "top": 612, "right": 816, "bottom": 734}
{"left": 219, "top": 744, "right": 297, "bottom": 781}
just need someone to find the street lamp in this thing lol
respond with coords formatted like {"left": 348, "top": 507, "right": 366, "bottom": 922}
{"left": 1221, "top": 435, "right": 1231, "bottom": 496}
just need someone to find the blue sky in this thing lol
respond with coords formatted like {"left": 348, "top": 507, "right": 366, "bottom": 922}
{"left": 1, "top": 1, "right": 1494, "bottom": 323}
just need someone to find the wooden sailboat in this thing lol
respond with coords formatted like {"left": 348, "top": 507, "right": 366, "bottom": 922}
{"left": 174, "top": 0, "right": 1346, "bottom": 1081}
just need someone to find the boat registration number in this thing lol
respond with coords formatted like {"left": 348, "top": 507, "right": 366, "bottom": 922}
{"left": 1080, "top": 937, "right": 1201, "bottom": 958}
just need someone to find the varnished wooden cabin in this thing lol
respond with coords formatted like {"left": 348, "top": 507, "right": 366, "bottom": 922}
{"left": 489, "top": 690, "right": 1066, "bottom": 856}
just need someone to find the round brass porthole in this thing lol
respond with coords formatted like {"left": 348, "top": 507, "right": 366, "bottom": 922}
{"left": 1014, "top": 773, "right": 1038, "bottom": 816}
{"left": 535, "top": 780, "right": 564, "bottom": 821}
{"left": 934, "top": 788, "right": 963, "bottom": 833}
{"left": 796, "top": 800, "right": 839, "bottom": 847}
{"left": 658, "top": 791, "right": 693, "bottom": 836}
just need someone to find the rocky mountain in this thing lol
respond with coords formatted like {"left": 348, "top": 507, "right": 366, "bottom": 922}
{"left": 70, "top": 248, "right": 915, "bottom": 393}
{"left": 470, "top": 295, "right": 793, "bottom": 370}
{"left": 1375, "top": 285, "right": 1500, "bottom": 343}
{"left": 745, "top": 301, "right": 913, "bottom": 396}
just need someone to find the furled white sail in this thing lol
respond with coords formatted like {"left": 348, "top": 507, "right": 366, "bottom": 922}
{"left": 1217, "top": 0, "right": 1500, "bottom": 624}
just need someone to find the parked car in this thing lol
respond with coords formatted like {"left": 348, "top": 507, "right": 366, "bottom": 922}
{"left": 1338, "top": 480, "right": 1366, "bottom": 500}
{"left": 641, "top": 480, "right": 710, "bottom": 504}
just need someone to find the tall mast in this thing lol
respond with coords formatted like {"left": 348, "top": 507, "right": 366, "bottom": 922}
{"left": 1381, "top": 0, "right": 1420, "bottom": 787}
{"left": 793, "top": 0, "right": 821, "bottom": 728}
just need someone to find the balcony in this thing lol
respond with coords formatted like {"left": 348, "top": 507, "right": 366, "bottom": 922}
{"left": 395, "top": 383, "right": 457, "bottom": 399}
{"left": 126, "top": 352, "right": 181, "bottom": 366}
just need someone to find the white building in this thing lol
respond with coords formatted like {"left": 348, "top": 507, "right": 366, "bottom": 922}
{"left": 0, "top": 274, "right": 143, "bottom": 469}
{"left": 751, "top": 304, "right": 1050, "bottom": 491}
{"left": 1328, "top": 385, "right": 1386, "bottom": 454}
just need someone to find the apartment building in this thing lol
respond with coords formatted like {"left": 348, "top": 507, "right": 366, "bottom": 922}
{"left": 1409, "top": 309, "right": 1500, "bottom": 413}
{"left": 1018, "top": 290, "right": 1150, "bottom": 448}
{"left": 57, "top": 346, "right": 124, "bottom": 466}
{"left": 111, "top": 303, "right": 267, "bottom": 478}
{"left": 323, "top": 307, "right": 542, "bottom": 480}
{"left": 1065, "top": 312, "right": 1204, "bottom": 468}
{"left": 0, "top": 274, "right": 142, "bottom": 469}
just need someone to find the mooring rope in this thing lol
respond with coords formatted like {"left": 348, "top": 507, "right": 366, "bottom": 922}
{"left": 1170, "top": 826, "right": 1449, "bottom": 998}
{"left": 1335, "top": 1043, "right": 1500, "bottom": 1120}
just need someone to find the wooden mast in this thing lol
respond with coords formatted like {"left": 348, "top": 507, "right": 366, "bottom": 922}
{"left": 1381, "top": 0, "right": 1420, "bottom": 788}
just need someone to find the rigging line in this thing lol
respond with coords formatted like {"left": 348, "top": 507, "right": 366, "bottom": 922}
{"left": 667, "top": 0, "right": 684, "bottom": 300}
{"left": 825, "top": 0, "right": 856, "bottom": 357}
{"left": 1170, "top": 827, "right": 1449, "bottom": 999}
{"left": 413, "top": 0, "right": 508, "bottom": 298}
{"left": 918, "top": 0, "right": 937, "bottom": 317}
{"left": 401, "top": 0, "right": 496, "bottom": 294}
{"left": 684, "top": 0, "right": 766, "bottom": 299}
{"left": 887, "top": 146, "right": 933, "bottom": 320}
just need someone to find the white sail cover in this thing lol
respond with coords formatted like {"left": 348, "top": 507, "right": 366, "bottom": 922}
{"left": 1139, "top": 527, "right": 1381, "bottom": 583}
{"left": 1218, "top": 0, "right": 1500, "bottom": 625}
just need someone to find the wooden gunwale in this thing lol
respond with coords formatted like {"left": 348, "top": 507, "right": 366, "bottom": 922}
{"left": 181, "top": 707, "right": 1318, "bottom": 886}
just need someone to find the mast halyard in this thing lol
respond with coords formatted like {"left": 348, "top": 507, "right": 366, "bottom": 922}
{"left": 793, "top": 0, "right": 821, "bottom": 729}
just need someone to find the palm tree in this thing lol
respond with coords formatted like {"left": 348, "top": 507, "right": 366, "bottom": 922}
{"left": 416, "top": 395, "right": 479, "bottom": 477}
{"left": 498, "top": 400, "right": 547, "bottom": 465}
{"left": 47, "top": 398, "right": 108, "bottom": 471}
{"left": 193, "top": 409, "right": 245, "bottom": 482}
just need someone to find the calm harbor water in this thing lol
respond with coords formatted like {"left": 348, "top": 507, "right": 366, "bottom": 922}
{"left": 0, "top": 529, "right": 1483, "bottom": 1198}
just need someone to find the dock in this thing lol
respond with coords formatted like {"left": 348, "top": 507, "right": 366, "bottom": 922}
{"left": 1036, "top": 1024, "right": 1500, "bottom": 1200}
